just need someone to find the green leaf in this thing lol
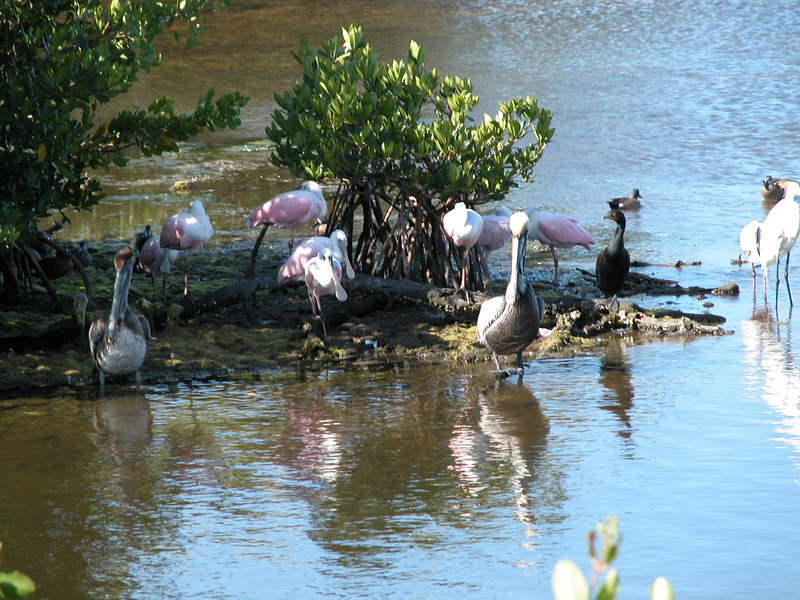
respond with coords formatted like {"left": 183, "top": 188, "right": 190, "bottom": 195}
{"left": 551, "top": 559, "right": 590, "bottom": 600}
{"left": 0, "top": 569, "right": 36, "bottom": 599}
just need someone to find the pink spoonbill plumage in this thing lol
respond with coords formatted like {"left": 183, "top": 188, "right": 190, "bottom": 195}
{"left": 477, "top": 207, "right": 512, "bottom": 290}
{"left": 442, "top": 202, "right": 484, "bottom": 298}
{"left": 159, "top": 199, "right": 214, "bottom": 297}
{"left": 245, "top": 181, "right": 327, "bottom": 278}
{"left": 304, "top": 247, "right": 347, "bottom": 340}
{"left": 278, "top": 229, "right": 355, "bottom": 284}
{"left": 525, "top": 206, "right": 595, "bottom": 285}
{"left": 138, "top": 235, "right": 180, "bottom": 301}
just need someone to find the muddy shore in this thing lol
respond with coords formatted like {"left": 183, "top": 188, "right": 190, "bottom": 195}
{"left": 0, "top": 239, "right": 735, "bottom": 394}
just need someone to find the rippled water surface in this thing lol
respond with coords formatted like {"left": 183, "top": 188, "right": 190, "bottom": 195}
{"left": 5, "top": 0, "right": 800, "bottom": 598}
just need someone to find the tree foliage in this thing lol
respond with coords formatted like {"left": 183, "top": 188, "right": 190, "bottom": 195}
{"left": 266, "top": 25, "right": 553, "bottom": 287}
{"left": 0, "top": 0, "right": 248, "bottom": 305}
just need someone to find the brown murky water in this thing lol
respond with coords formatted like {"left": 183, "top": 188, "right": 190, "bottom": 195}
{"left": 4, "top": 1, "right": 800, "bottom": 598}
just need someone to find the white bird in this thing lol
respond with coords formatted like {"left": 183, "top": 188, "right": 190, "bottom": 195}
{"left": 277, "top": 229, "right": 355, "bottom": 284}
{"left": 442, "top": 202, "right": 484, "bottom": 297}
{"left": 739, "top": 219, "right": 762, "bottom": 279}
{"left": 159, "top": 200, "right": 214, "bottom": 297}
{"left": 305, "top": 248, "right": 347, "bottom": 340}
{"left": 476, "top": 211, "right": 545, "bottom": 376}
{"left": 760, "top": 180, "right": 800, "bottom": 305}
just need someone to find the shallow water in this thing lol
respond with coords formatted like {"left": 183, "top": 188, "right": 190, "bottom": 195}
{"left": 4, "top": 0, "right": 800, "bottom": 598}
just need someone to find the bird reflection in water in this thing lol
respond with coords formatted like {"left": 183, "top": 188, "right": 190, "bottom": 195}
{"left": 742, "top": 307, "right": 800, "bottom": 466}
{"left": 448, "top": 376, "right": 551, "bottom": 533}
{"left": 92, "top": 387, "right": 153, "bottom": 502}
{"left": 598, "top": 335, "right": 636, "bottom": 441}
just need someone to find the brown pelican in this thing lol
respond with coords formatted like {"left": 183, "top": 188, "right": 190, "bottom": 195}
{"left": 761, "top": 176, "right": 798, "bottom": 206}
{"left": 595, "top": 210, "right": 630, "bottom": 298}
{"left": 607, "top": 189, "right": 643, "bottom": 210}
{"left": 89, "top": 246, "right": 151, "bottom": 385}
{"left": 476, "top": 211, "right": 545, "bottom": 377}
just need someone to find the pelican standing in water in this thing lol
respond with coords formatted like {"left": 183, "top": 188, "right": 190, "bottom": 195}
{"left": 476, "top": 211, "right": 545, "bottom": 377}
{"left": 89, "top": 246, "right": 151, "bottom": 386}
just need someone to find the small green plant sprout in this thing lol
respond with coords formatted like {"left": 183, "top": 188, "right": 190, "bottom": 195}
{"left": 0, "top": 543, "right": 36, "bottom": 599}
{"left": 551, "top": 517, "right": 674, "bottom": 600}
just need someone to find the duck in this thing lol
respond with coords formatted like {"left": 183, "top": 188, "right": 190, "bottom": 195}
{"left": 761, "top": 176, "right": 799, "bottom": 206}
{"left": 607, "top": 189, "right": 642, "bottom": 210}
{"left": 595, "top": 210, "right": 630, "bottom": 298}
{"left": 88, "top": 246, "right": 151, "bottom": 385}
{"left": 476, "top": 211, "right": 545, "bottom": 377}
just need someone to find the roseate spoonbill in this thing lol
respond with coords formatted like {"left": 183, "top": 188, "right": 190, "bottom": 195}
{"left": 607, "top": 189, "right": 642, "bottom": 210}
{"left": 245, "top": 181, "right": 328, "bottom": 278}
{"left": 525, "top": 206, "right": 595, "bottom": 285}
{"left": 304, "top": 248, "right": 347, "bottom": 340}
{"left": 159, "top": 199, "right": 214, "bottom": 296}
{"left": 476, "top": 211, "right": 545, "bottom": 377}
{"left": 595, "top": 210, "right": 630, "bottom": 298}
{"left": 138, "top": 235, "right": 180, "bottom": 301}
{"left": 739, "top": 219, "right": 762, "bottom": 279}
{"left": 134, "top": 224, "right": 152, "bottom": 253}
{"left": 89, "top": 246, "right": 151, "bottom": 386}
{"left": 761, "top": 176, "right": 798, "bottom": 206}
{"left": 477, "top": 207, "right": 512, "bottom": 290}
{"left": 277, "top": 229, "right": 355, "bottom": 284}
{"left": 442, "top": 202, "right": 484, "bottom": 298}
{"left": 759, "top": 180, "right": 800, "bottom": 306}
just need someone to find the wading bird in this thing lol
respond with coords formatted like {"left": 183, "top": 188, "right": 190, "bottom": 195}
{"left": 304, "top": 248, "right": 347, "bottom": 340}
{"left": 245, "top": 181, "right": 327, "bottom": 277}
{"left": 159, "top": 200, "right": 214, "bottom": 296}
{"left": 476, "top": 211, "right": 545, "bottom": 377}
{"left": 138, "top": 235, "right": 180, "bottom": 301}
{"left": 134, "top": 224, "right": 153, "bottom": 253}
{"left": 739, "top": 219, "right": 762, "bottom": 280}
{"left": 89, "top": 246, "right": 151, "bottom": 386}
{"left": 759, "top": 180, "right": 800, "bottom": 306}
{"left": 277, "top": 229, "right": 355, "bottom": 284}
{"left": 525, "top": 206, "right": 595, "bottom": 285}
{"left": 595, "top": 210, "right": 630, "bottom": 300}
{"left": 607, "top": 189, "right": 642, "bottom": 210}
{"left": 442, "top": 202, "right": 484, "bottom": 298}
{"left": 477, "top": 207, "right": 513, "bottom": 290}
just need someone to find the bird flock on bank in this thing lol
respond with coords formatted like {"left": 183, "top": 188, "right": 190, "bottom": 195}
{"left": 87, "top": 179, "right": 634, "bottom": 384}
{"left": 88, "top": 173, "right": 798, "bottom": 385}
